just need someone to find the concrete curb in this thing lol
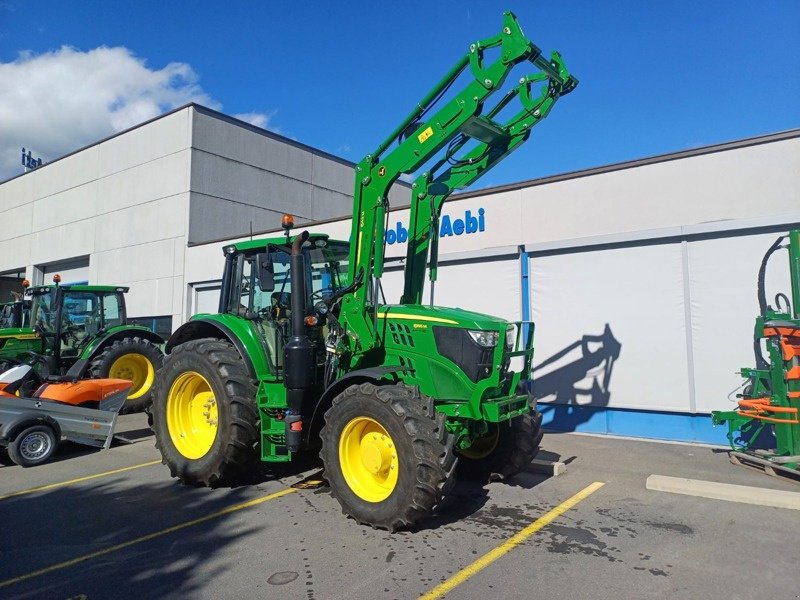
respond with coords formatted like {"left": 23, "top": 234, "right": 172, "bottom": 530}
{"left": 646, "top": 474, "right": 800, "bottom": 511}
{"left": 529, "top": 459, "right": 566, "bottom": 477}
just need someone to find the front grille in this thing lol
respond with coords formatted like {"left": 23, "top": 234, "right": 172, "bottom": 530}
{"left": 433, "top": 327, "right": 493, "bottom": 383}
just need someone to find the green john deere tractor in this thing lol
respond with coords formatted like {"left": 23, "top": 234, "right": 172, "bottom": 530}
{"left": 0, "top": 279, "right": 164, "bottom": 413}
{"left": 150, "top": 12, "right": 576, "bottom": 530}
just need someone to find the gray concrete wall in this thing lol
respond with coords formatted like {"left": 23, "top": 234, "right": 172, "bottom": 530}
{"left": 188, "top": 107, "right": 410, "bottom": 245}
{"left": 515, "top": 134, "right": 800, "bottom": 246}
{"left": 0, "top": 108, "right": 193, "bottom": 324}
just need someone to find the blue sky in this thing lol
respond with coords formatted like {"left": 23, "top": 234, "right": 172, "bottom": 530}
{"left": 1, "top": 1, "right": 798, "bottom": 187}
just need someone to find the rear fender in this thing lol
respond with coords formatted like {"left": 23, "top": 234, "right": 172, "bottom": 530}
{"left": 165, "top": 317, "right": 268, "bottom": 379}
{"left": 82, "top": 326, "right": 165, "bottom": 361}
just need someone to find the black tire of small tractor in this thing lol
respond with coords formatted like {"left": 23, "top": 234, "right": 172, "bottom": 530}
{"left": 150, "top": 338, "right": 259, "bottom": 487}
{"left": 88, "top": 337, "right": 164, "bottom": 414}
{"left": 457, "top": 410, "right": 543, "bottom": 482}
{"left": 319, "top": 383, "right": 457, "bottom": 532}
{"left": 8, "top": 424, "right": 58, "bottom": 467}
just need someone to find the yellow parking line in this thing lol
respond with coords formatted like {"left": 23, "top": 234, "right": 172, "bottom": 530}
{"left": 0, "top": 460, "right": 163, "bottom": 501}
{"left": 0, "top": 487, "right": 297, "bottom": 589}
{"left": 419, "top": 481, "right": 605, "bottom": 600}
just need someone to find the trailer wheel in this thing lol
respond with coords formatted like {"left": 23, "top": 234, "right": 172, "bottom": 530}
{"left": 457, "top": 409, "right": 542, "bottom": 482}
{"left": 8, "top": 424, "right": 58, "bottom": 467}
{"left": 150, "top": 338, "right": 259, "bottom": 487}
{"left": 89, "top": 337, "right": 163, "bottom": 414}
{"left": 320, "top": 383, "right": 457, "bottom": 531}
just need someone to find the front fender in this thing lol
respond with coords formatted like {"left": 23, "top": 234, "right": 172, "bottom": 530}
{"left": 305, "top": 366, "right": 409, "bottom": 445}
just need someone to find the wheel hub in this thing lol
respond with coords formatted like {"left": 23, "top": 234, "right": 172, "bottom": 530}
{"left": 166, "top": 371, "right": 219, "bottom": 459}
{"left": 360, "top": 433, "right": 395, "bottom": 475}
{"left": 109, "top": 353, "right": 155, "bottom": 400}
{"left": 21, "top": 433, "right": 50, "bottom": 460}
{"left": 339, "top": 417, "right": 399, "bottom": 502}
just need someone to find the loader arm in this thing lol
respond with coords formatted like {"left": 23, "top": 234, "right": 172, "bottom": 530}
{"left": 340, "top": 11, "right": 577, "bottom": 353}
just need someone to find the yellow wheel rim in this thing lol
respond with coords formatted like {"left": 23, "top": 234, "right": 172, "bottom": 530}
{"left": 109, "top": 353, "right": 155, "bottom": 400}
{"left": 459, "top": 426, "right": 500, "bottom": 460}
{"left": 339, "top": 416, "right": 399, "bottom": 503}
{"left": 166, "top": 371, "right": 218, "bottom": 459}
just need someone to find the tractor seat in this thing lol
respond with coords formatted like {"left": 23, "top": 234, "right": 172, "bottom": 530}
{"left": 44, "top": 359, "right": 90, "bottom": 384}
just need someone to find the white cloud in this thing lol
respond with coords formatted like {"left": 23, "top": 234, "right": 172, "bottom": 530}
{"left": 0, "top": 46, "right": 274, "bottom": 179}
{"left": 233, "top": 111, "right": 278, "bottom": 131}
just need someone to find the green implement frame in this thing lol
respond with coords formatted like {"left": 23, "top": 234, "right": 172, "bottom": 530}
{"left": 712, "top": 230, "right": 800, "bottom": 473}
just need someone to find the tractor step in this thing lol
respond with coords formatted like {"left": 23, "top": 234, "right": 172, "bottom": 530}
{"left": 730, "top": 451, "right": 800, "bottom": 485}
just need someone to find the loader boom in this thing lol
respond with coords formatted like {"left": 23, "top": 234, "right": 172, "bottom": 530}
{"left": 340, "top": 11, "right": 577, "bottom": 352}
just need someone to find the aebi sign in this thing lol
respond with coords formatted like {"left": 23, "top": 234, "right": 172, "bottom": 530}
{"left": 385, "top": 208, "right": 486, "bottom": 245}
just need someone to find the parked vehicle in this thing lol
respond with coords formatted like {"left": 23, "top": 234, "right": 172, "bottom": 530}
{"left": 0, "top": 277, "right": 163, "bottom": 413}
{"left": 151, "top": 12, "right": 576, "bottom": 530}
{"left": 0, "top": 363, "right": 131, "bottom": 467}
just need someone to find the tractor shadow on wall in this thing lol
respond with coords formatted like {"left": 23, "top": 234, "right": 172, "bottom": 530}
{"left": 532, "top": 324, "right": 621, "bottom": 433}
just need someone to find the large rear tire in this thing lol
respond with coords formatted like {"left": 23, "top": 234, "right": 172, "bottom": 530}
{"left": 150, "top": 338, "right": 259, "bottom": 487}
{"left": 89, "top": 337, "right": 163, "bottom": 414}
{"left": 320, "top": 383, "right": 457, "bottom": 531}
{"left": 457, "top": 409, "right": 542, "bottom": 482}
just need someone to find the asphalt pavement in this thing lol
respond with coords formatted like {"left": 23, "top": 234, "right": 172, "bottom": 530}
{"left": 1, "top": 415, "right": 798, "bottom": 600}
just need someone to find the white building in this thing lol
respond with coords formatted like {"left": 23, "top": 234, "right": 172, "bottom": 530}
{"left": 2, "top": 104, "right": 798, "bottom": 443}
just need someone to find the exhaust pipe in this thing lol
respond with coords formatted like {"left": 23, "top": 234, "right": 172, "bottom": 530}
{"left": 283, "top": 231, "right": 314, "bottom": 452}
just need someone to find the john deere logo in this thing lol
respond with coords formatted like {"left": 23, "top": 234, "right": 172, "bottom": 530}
{"left": 378, "top": 166, "right": 386, "bottom": 177}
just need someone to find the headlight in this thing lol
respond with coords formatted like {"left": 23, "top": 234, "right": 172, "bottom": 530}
{"left": 505, "top": 325, "right": 516, "bottom": 350}
{"left": 468, "top": 330, "right": 499, "bottom": 347}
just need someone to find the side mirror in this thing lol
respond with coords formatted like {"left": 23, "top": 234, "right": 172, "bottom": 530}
{"left": 256, "top": 253, "right": 275, "bottom": 292}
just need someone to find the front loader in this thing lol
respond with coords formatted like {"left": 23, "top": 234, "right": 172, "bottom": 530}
{"left": 151, "top": 12, "right": 577, "bottom": 530}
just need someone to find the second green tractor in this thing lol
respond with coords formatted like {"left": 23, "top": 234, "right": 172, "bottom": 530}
{"left": 0, "top": 280, "right": 164, "bottom": 412}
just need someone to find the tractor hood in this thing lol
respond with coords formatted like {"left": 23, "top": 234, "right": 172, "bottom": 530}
{"left": 377, "top": 304, "right": 507, "bottom": 331}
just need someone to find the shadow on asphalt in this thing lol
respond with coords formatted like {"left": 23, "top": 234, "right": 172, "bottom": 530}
{"left": 0, "top": 476, "right": 268, "bottom": 598}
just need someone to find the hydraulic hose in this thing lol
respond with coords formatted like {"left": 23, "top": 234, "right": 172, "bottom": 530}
{"left": 754, "top": 234, "right": 786, "bottom": 369}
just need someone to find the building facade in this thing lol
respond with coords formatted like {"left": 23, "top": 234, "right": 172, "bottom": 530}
{"left": 1, "top": 105, "right": 798, "bottom": 443}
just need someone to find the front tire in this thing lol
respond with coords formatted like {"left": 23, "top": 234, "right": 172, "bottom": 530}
{"left": 8, "top": 424, "right": 58, "bottom": 467}
{"left": 457, "top": 410, "right": 543, "bottom": 482}
{"left": 89, "top": 337, "right": 164, "bottom": 413}
{"left": 150, "top": 338, "right": 259, "bottom": 487}
{"left": 320, "top": 383, "right": 457, "bottom": 531}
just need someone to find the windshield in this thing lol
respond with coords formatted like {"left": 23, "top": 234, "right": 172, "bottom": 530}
{"left": 227, "top": 241, "right": 350, "bottom": 318}
{"left": 31, "top": 289, "right": 125, "bottom": 332}
{"left": 31, "top": 289, "right": 56, "bottom": 331}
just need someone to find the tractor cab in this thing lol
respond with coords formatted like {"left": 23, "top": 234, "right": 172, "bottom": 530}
{"left": 30, "top": 284, "right": 128, "bottom": 363}
{"left": 216, "top": 233, "right": 350, "bottom": 374}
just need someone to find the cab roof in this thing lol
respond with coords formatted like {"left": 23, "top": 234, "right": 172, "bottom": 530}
{"left": 29, "top": 285, "right": 129, "bottom": 294}
{"left": 226, "top": 233, "right": 348, "bottom": 254}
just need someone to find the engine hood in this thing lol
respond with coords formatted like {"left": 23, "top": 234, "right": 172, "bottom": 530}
{"left": 376, "top": 304, "right": 508, "bottom": 331}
